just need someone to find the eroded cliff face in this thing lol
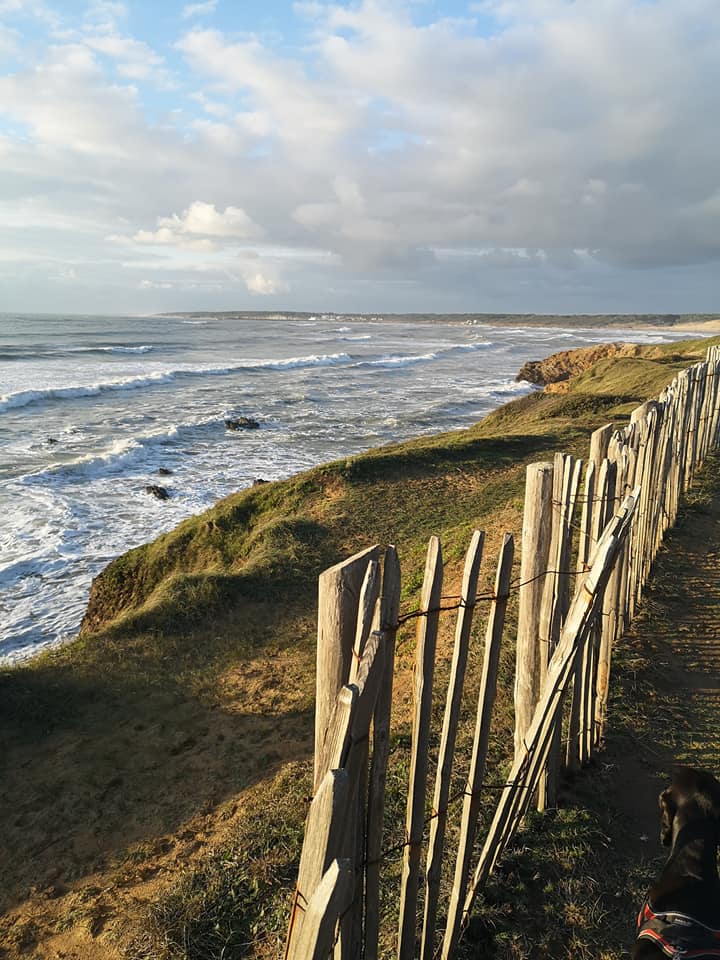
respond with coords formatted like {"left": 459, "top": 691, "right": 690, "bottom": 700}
{"left": 517, "top": 342, "right": 642, "bottom": 392}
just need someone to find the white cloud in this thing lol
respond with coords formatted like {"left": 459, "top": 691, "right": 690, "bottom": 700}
{"left": 155, "top": 200, "right": 260, "bottom": 239}
{"left": 176, "top": 28, "right": 359, "bottom": 148}
{"left": 2, "top": 0, "right": 720, "bottom": 312}
{"left": 83, "top": 33, "right": 165, "bottom": 81}
{"left": 242, "top": 270, "right": 286, "bottom": 295}
{"left": 132, "top": 227, "right": 216, "bottom": 250}
{"left": 181, "top": 0, "right": 217, "bottom": 20}
{"left": 0, "top": 22, "right": 18, "bottom": 55}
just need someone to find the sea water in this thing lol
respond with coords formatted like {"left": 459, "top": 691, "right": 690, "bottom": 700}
{"left": 0, "top": 313, "right": 693, "bottom": 661}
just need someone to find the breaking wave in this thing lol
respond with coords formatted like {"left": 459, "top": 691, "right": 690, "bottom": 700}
{"left": 0, "top": 353, "right": 353, "bottom": 413}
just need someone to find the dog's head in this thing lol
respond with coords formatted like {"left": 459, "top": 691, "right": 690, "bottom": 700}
{"left": 658, "top": 767, "right": 720, "bottom": 846}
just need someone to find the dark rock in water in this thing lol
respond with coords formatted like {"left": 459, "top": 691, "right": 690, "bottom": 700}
{"left": 145, "top": 484, "right": 170, "bottom": 501}
{"left": 158, "top": 467, "right": 173, "bottom": 476}
{"left": 225, "top": 417, "right": 260, "bottom": 431}
{"left": 46, "top": 437, "right": 59, "bottom": 445}
{"left": 252, "top": 478, "right": 269, "bottom": 486}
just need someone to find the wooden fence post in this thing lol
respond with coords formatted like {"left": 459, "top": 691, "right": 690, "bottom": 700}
{"left": 441, "top": 533, "right": 514, "bottom": 960}
{"left": 315, "top": 545, "right": 380, "bottom": 791}
{"left": 589, "top": 423, "right": 614, "bottom": 466}
{"left": 287, "top": 860, "right": 354, "bottom": 960}
{"left": 567, "top": 460, "right": 595, "bottom": 771}
{"left": 514, "top": 462, "right": 554, "bottom": 763}
{"left": 420, "top": 532, "right": 484, "bottom": 960}
{"left": 397, "top": 537, "right": 443, "bottom": 960}
{"left": 334, "top": 630, "right": 386, "bottom": 960}
{"left": 538, "top": 453, "right": 582, "bottom": 810}
{"left": 364, "top": 547, "right": 401, "bottom": 960}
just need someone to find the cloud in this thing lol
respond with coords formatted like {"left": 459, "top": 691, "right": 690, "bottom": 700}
{"left": 242, "top": 270, "right": 286, "bottom": 295}
{"left": 129, "top": 201, "right": 260, "bottom": 249}
{"left": 2, "top": 0, "right": 720, "bottom": 313}
{"left": 176, "top": 28, "right": 359, "bottom": 148}
{"left": 181, "top": 0, "right": 217, "bottom": 20}
{"left": 83, "top": 33, "right": 166, "bottom": 81}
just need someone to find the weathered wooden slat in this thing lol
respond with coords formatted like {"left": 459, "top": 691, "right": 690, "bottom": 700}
{"left": 585, "top": 458, "right": 615, "bottom": 756}
{"left": 297, "top": 769, "right": 351, "bottom": 898}
{"left": 441, "top": 533, "right": 514, "bottom": 960}
{"left": 286, "top": 771, "right": 350, "bottom": 957}
{"left": 397, "top": 536, "right": 443, "bottom": 960}
{"left": 349, "top": 560, "right": 381, "bottom": 684}
{"left": 315, "top": 545, "right": 380, "bottom": 791}
{"left": 539, "top": 454, "right": 582, "bottom": 808}
{"left": 596, "top": 444, "right": 630, "bottom": 744}
{"left": 288, "top": 859, "right": 354, "bottom": 960}
{"left": 514, "top": 462, "right": 554, "bottom": 762}
{"left": 589, "top": 422, "right": 614, "bottom": 466}
{"left": 567, "top": 460, "right": 596, "bottom": 770}
{"left": 419, "top": 531, "right": 485, "bottom": 960}
{"left": 317, "top": 685, "right": 358, "bottom": 786}
{"left": 345, "top": 559, "right": 380, "bottom": 960}
{"left": 336, "top": 629, "right": 385, "bottom": 960}
{"left": 344, "top": 559, "right": 382, "bottom": 958}
{"left": 364, "top": 546, "right": 402, "bottom": 960}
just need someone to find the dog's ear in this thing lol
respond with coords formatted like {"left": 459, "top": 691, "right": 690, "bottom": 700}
{"left": 659, "top": 786, "right": 677, "bottom": 846}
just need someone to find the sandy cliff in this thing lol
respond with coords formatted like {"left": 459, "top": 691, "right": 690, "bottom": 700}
{"left": 517, "top": 342, "right": 643, "bottom": 392}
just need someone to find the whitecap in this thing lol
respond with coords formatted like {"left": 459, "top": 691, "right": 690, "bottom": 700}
{"left": 0, "top": 353, "right": 353, "bottom": 413}
{"left": 354, "top": 352, "right": 438, "bottom": 369}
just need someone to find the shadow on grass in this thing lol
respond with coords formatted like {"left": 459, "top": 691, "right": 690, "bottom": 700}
{"left": 0, "top": 658, "right": 314, "bottom": 923}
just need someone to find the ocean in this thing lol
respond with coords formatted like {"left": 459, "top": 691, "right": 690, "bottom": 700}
{"left": 0, "top": 313, "right": 695, "bottom": 662}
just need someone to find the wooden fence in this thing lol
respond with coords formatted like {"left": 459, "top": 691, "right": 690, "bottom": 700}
{"left": 285, "top": 344, "right": 720, "bottom": 960}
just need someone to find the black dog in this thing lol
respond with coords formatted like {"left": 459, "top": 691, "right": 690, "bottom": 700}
{"left": 633, "top": 767, "right": 720, "bottom": 958}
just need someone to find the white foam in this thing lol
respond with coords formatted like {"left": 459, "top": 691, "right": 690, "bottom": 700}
{"left": 0, "top": 353, "right": 353, "bottom": 413}
{"left": 255, "top": 352, "right": 351, "bottom": 370}
{"left": 0, "top": 371, "right": 176, "bottom": 412}
{"left": 448, "top": 342, "right": 493, "bottom": 352}
{"left": 68, "top": 344, "right": 154, "bottom": 354}
{"left": 21, "top": 416, "right": 221, "bottom": 483}
{"left": 355, "top": 352, "right": 438, "bottom": 368}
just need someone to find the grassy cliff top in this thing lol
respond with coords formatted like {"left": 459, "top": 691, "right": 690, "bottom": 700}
{"left": 0, "top": 332, "right": 718, "bottom": 959}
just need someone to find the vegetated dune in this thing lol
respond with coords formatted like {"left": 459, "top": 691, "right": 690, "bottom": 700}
{"left": 0, "top": 333, "right": 717, "bottom": 960}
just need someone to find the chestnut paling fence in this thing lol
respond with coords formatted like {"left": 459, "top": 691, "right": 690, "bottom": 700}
{"left": 284, "top": 345, "right": 720, "bottom": 960}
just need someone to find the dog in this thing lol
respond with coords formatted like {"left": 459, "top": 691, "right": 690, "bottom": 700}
{"left": 633, "top": 767, "right": 720, "bottom": 958}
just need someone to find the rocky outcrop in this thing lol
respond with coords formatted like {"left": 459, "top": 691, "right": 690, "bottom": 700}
{"left": 517, "top": 342, "right": 642, "bottom": 391}
{"left": 145, "top": 485, "right": 170, "bottom": 501}
{"left": 225, "top": 417, "right": 260, "bottom": 431}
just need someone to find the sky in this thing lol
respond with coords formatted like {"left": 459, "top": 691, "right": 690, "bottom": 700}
{"left": 0, "top": 0, "right": 718, "bottom": 316}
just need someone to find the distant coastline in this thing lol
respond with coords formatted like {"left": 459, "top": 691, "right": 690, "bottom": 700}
{"left": 156, "top": 310, "right": 720, "bottom": 330}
